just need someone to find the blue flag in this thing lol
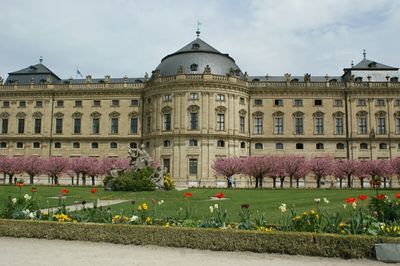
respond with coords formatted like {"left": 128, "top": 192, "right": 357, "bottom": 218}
{"left": 77, "top": 69, "right": 83, "bottom": 78}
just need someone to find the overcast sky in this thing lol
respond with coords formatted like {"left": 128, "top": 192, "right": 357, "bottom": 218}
{"left": 0, "top": 0, "right": 399, "bottom": 79}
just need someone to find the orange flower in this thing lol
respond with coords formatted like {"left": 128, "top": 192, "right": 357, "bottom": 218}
{"left": 183, "top": 192, "right": 193, "bottom": 198}
{"left": 376, "top": 194, "right": 386, "bottom": 200}
{"left": 215, "top": 192, "right": 225, "bottom": 199}
{"left": 345, "top": 197, "right": 356, "bottom": 204}
{"left": 358, "top": 195, "right": 367, "bottom": 201}
{"left": 31, "top": 187, "right": 37, "bottom": 193}
{"left": 90, "top": 188, "right": 97, "bottom": 194}
{"left": 16, "top": 182, "right": 24, "bottom": 187}
{"left": 395, "top": 192, "right": 400, "bottom": 199}
{"left": 61, "top": 188, "right": 69, "bottom": 195}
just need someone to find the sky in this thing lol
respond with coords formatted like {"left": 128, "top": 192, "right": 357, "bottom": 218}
{"left": 0, "top": 0, "right": 399, "bottom": 79}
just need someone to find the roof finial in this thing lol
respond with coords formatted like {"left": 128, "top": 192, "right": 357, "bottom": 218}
{"left": 363, "top": 49, "right": 366, "bottom": 59}
{"left": 351, "top": 60, "right": 354, "bottom": 67}
{"left": 196, "top": 20, "right": 201, "bottom": 38}
{"left": 39, "top": 56, "right": 43, "bottom": 64}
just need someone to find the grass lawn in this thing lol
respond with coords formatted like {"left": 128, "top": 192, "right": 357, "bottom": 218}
{"left": 1, "top": 185, "right": 399, "bottom": 223}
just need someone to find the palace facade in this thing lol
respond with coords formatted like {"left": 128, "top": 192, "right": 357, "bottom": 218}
{"left": 0, "top": 36, "right": 399, "bottom": 186}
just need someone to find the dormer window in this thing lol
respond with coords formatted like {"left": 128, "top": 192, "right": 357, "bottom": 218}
{"left": 190, "top": 64, "right": 198, "bottom": 71}
{"left": 192, "top": 43, "right": 200, "bottom": 49}
{"left": 355, "top": 77, "right": 363, "bottom": 82}
{"left": 368, "top": 62, "right": 377, "bottom": 68}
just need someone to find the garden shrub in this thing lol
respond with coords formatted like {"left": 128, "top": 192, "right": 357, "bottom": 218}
{"left": 112, "top": 167, "right": 155, "bottom": 192}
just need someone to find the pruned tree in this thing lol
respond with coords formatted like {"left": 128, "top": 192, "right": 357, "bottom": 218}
{"left": 333, "top": 159, "right": 359, "bottom": 188}
{"left": 0, "top": 156, "right": 23, "bottom": 184}
{"left": 282, "top": 156, "right": 307, "bottom": 188}
{"left": 211, "top": 157, "right": 242, "bottom": 187}
{"left": 269, "top": 156, "right": 286, "bottom": 188}
{"left": 43, "top": 157, "right": 68, "bottom": 184}
{"left": 20, "top": 156, "right": 44, "bottom": 184}
{"left": 308, "top": 157, "right": 334, "bottom": 188}
{"left": 241, "top": 156, "right": 273, "bottom": 188}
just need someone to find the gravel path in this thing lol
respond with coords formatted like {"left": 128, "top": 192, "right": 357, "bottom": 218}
{"left": 0, "top": 237, "right": 389, "bottom": 266}
{"left": 41, "top": 199, "right": 129, "bottom": 213}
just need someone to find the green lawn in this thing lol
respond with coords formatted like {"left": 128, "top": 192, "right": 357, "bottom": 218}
{"left": 1, "top": 185, "right": 399, "bottom": 223}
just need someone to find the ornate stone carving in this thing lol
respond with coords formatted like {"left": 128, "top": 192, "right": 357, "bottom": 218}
{"left": 54, "top": 112, "right": 64, "bottom": 118}
{"left": 252, "top": 111, "right": 264, "bottom": 117}
{"left": 273, "top": 111, "right": 284, "bottom": 117}
{"left": 16, "top": 112, "right": 26, "bottom": 118}
{"left": 284, "top": 73, "right": 291, "bottom": 82}
{"left": 90, "top": 111, "right": 102, "bottom": 118}
{"left": 104, "top": 75, "right": 111, "bottom": 83}
{"left": 239, "top": 109, "right": 247, "bottom": 116}
{"left": 177, "top": 65, "right": 184, "bottom": 74}
{"left": 215, "top": 106, "right": 227, "bottom": 113}
{"left": 203, "top": 65, "right": 211, "bottom": 74}
{"left": 243, "top": 72, "right": 249, "bottom": 81}
{"left": 32, "top": 112, "right": 43, "bottom": 118}
{"left": 109, "top": 111, "right": 120, "bottom": 118}
{"left": 304, "top": 73, "right": 311, "bottom": 83}
{"left": 72, "top": 112, "right": 83, "bottom": 118}
{"left": 0, "top": 112, "right": 10, "bottom": 119}
{"left": 187, "top": 105, "right": 200, "bottom": 112}
{"left": 161, "top": 106, "right": 172, "bottom": 113}
{"left": 85, "top": 75, "right": 92, "bottom": 83}
{"left": 128, "top": 111, "right": 138, "bottom": 117}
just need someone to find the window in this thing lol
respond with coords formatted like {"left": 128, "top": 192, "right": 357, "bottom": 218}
{"left": 395, "top": 99, "right": 400, "bottom": 106}
{"left": 18, "top": 118, "right": 25, "bottom": 134}
{"left": 216, "top": 94, "right": 225, "bottom": 101}
{"left": 254, "top": 99, "right": 262, "bottom": 106}
{"left": 19, "top": 101, "right": 26, "bottom": 108}
{"left": 164, "top": 94, "right": 172, "bottom": 102}
{"left": 190, "top": 64, "right": 198, "bottom": 71}
{"left": 296, "top": 143, "right": 304, "bottom": 150}
{"left": 274, "top": 114, "right": 284, "bottom": 134}
{"left": 316, "top": 143, "right": 324, "bottom": 150}
{"left": 73, "top": 142, "right": 80, "bottom": 149}
{"left": 91, "top": 142, "right": 99, "bottom": 149}
{"left": 189, "top": 92, "right": 198, "bottom": 100}
{"left": 335, "top": 115, "right": 344, "bottom": 135}
{"left": 216, "top": 113, "right": 225, "bottom": 131}
{"left": 379, "top": 143, "right": 387, "bottom": 150}
{"left": 111, "top": 117, "right": 119, "bottom": 134}
{"left": 255, "top": 143, "right": 263, "bottom": 149}
{"left": 336, "top": 143, "right": 345, "bottom": 150}
{"left": 376, "top": 113, "right": 386, "bottom": 134}
{"left": 314, "top": 113, "right": 324, "bottom": 135}
{"left": 334, "top": 99, "right": 343, "bottom": 107}
{"left": 92, "top": 118, "right": 100, "bottom": 134}
{"left": 93, "top": 100, "right": 101, "bottom": 107}
{"left": 35, "top": 101, "right": 43, "bottom": 108}
{"left": 129, "top": 142, "right": 138, "bottom": 149}
{"left": 274, "top": 99, "right": 283, "bottom": 106}
{"left": 163, "top": 140, "right": 171, "bottom": 147}
{"left": 189, "top": 139, "right": 198, "bottom": 147}
{"left": 111, "top": 99, "right": 119, "bottom": 107}
{"left": 163, "top": 158, "right": 170, "bottom": 173}
{"left": 276, "top": 143, "right": 284, "bottom": 150}
{"left": 145, "top": 141, "right": 150, "bottom": 148}
{"left": 0, "top": 142, "right": 7, "bottom": 148}
{"left": 358, "top": 113, "right": 368, "bottom": 134}
{"left": 239, "top": 97, "right": 245, "bottom": 104}
{"left": 189, "top": 159, "right": 198, "bottom": 175}
{"left": 360, "top": 143, "right": 368, "bottom": 150}
{"left": 1, "top": 118, "right": 8, "bottom": 134}
{"left": 32, "top": 142, "right": 40, "bottom": 149}
{"left": 74, "top": 100, "right": 82, "bottom": 107}
{"left": 396, "top": 115, "right": 400, "bottom": 134}
{"left": 73, "top": 118, "right": 81, "bottom": 134}
{"left": 54, "top": 142, "right": 61, "bottom": 149}
{"left": 240, "top": 142, "right": 246, "bottom": 149}
{"left": 131, "top": 99, "right": 139, "bottom": 106}
{"left": 358, "top": 99, "right": 366, "bottom": 106}
{"left": 240, "top": 116, "right": 245, "bottom": 133}
{"left": 294, "top": 113, "right": 304, "bottom": 134}
{"left": 146, "top": 115, "right": 151, "bottom": 133}
{"left": 376, "top": 99, "right": 385, "bottom": 106}
{"left": 190, "top": 112, "right": 199, "bottom": 130}
{"left": 34, "top": 118, "right": 41, "bottom": 134}
{"left": 130, "top": 117, "right": 138, "bottom": 134}
{"left": 2, "top": 101, "right": 10, "bottom": 108}
{"left": 55, "top": 118, "right": 63, "bottom": 134}
{"left": 217, "top": 140, "right": 225, "bottom": 147}
{"left": 314, "top": 99, "right": 322, "bottom": 106}
{"left": 254, "top": 116, "right": 263, "bottom": 134}
{"left": 56, "top": 100, "right": 64, "bottom": 107}
{"left": 16, "top": 142, "right": 24, "bottom": 148}
{"left": 294, "top": 99, "right": 303, "bottom": 107}
{"left": 110, "top": 142, "right": 118, "bottom": 149}
{"left": 164, "top": 113, "right": 171, "bottom": 131}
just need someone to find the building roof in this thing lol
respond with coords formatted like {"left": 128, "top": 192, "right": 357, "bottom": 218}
{"left": 344, "top": 58, "right": 398, "bottom": 71}
{"left": 5, "top": 63, "right": 62, "bottom": 85}
{"left": 155, "top": 38, "right": 243, "bottom": 77}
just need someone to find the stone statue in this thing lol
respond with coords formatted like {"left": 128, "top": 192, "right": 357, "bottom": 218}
{"left": 106, "top": 164, "right": 125, "bottom": 190}
{"left": 284, "top": 73, "right": 291, "bottom": 82}
{"left": 128, "top": 146, "right": 140, "bottom": 170}
{"left": 177, "top": 65, "right": 184, "bottom": 74}
{"left": 304, "top": 73, "right": 311, "bottom": 83}
{"left": 0, "top": 76, "right": 3, "bottom": 85}
{"left": 151, "top": 166, "right": 165, "bottom": 190}
{"left": 203, "top": 65, "right": 211, "bottom": 74}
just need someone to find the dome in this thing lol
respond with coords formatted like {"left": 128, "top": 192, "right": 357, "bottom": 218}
{"left": 155, "top": 38, "right": 242, "bottom": 77}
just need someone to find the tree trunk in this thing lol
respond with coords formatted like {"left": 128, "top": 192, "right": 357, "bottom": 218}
{"left": 316, "top": 176, "right": 321, "bottom": 188}
{"left": 296, "top": 179, "right": 299, "bottom": 188}
{"left": 280, "top": 177, "right": 285, "bottom": 188}
{"left": 339, "top": 178, "right": 343, "bottom": 188}
{"left": 82, "top": 174, "right": 86, "bottom": 186}
{"left": 272, "top": 177, "right": 276, "bottom": 189}
{"left": 347, "top": 174, "right": 352, "bottom": 188}
{"left": 71, "top": 175, "right": 74, "bottom": 186}
{"left": 259, "top": 177, "right": 263, "bottom": 188}
{"left": 383, "top": 177, "right": 387, "bottom": 188}
{"left": 255, "top": 176, "right": 259, "bottom": 188}
{"left": 91, "top": 176, "right": 95, "bottom": 186}
{"left": 76, "top": 173, "right": 80, "bottom": 185}
{"left": 29, "top": 175, "right": 34, "bottom": 184}
{"left": 289, "top": 176, "right": 293, "bottom": 188}
{"left": 360, "top": 178, "right": 364, "bottom": 189}
{"left": 8, "top": 174, "right": 13, "bottom": 184}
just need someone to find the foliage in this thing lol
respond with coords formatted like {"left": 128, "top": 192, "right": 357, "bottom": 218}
{"left": 112, "top": 167, "right": 156, "bottom": 192}
{"left": 163, "top": 172, "right": 175, "bottom": 191}
{"left": 369, "top": 194, "right": 400, "bottom": 223}
{"left": 1, "top": 190, "right": 40, "bottom": 220}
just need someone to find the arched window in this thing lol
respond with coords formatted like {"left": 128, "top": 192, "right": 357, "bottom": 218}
{"left": 129, "top": 142, "right": 138, "bottom": 149}
{"left": 316, "top": 143, "right": 324, "bottom": 150}
{"left": 187, "top": 105, "right": 200, "bottom": 130}
{"left": 73, "top": 142, "right": 80, "bottom": 149}
{"left": 313, "top": 112, "right": 324, "bottom": 135}
{"left": 255, "top": 143, "right": 263, "bottom": 149}
{"left": 91, "top": 142, "right": 99, "bottom": 149}
{"left": 110, "top": 142, "right": 118, "bottom": 149}
{"left": 253, "top": 111, "right": 264, "bottom": 134}
{"left": 32, "top": 142, "right": 40, "bottom": 149}
{"left": 333, "top": 112, "right": 344, "bottom": 135}
{"left": 275, "top": 143, "right": 284, "bottom": 150}
{"left": 296, "top": 143, "right": 304, "bottom": 150}
{"left": 293, "top": 112, "right": 304, "bottom": 134}
{"left": 336, "top": 143, "right": 345, "bottom": 150}
{"left": 0, "top": 142, "right": 7, "bottom": 148}
{"left": 217, "top": 140, "right": 225, "bottom": 147}
{"left": 379, "top": 143, "right": 387, "bottom": 150}
{"left": 376, "top": 111, "right": 387, "bottom": 135}
{"left": 357, "top": 111, "right": 368, "bottom": 134}
{"left": 162, "top": 106, "right": 172, "bottom": 131}
{"left": 360, "top": 143, "right": 368, "bottom": 150}
{"left": 240, "top": 142, "right": 246, "bottom": 149}
{"left": 54, "top": 142, "right": 61, "bottom": 149}
{"left": 273, "top": 111, "right": 284, "bottom": 134}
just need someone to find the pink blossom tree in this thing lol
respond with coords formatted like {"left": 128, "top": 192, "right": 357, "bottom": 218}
{"left": 333, "top": 159, "right": 360, "bottom": 188}
{"left": 308, "top": 157, "right": 334, "bottom": 188}
{"left": 293, "top": 162, "right": 310, "bottom": 188}
{"left": 20, "top": 156, "right": 44, "bottom": 184}
{"left": 390, "top": 157, "right": 400, "bottom": 186}
{"left": 362, "top": 160, "right": 393, "bottom": 189}
{"left": 69, "top": 157, "right": 95, "bottom": 186}
{"left": 211, "top": 157, "right": 242, "bottom": 187}
{"left": 269, "top": 156, "right": 286, "bottom": 188}
{"left": 43, "top": 157, "right": 68, "bottom": 184}
{"left": 241, "top": 156, "right": 273, "bottom": 188}
{"left": 0, "top": 156, "right": 23, "bottom": 184}
{"left": 282, "top": 156, "right": 307, "bottom": 188}
{"left": 87, "top": 158, "right": 109, "bottom": 186}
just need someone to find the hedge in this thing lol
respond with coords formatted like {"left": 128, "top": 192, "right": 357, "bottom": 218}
{"left": 0, "top": 219, "right": 399, "bottom": 259}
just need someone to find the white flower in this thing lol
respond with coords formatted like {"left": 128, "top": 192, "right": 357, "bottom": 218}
{"left": 343, "top": 204, "right": 347, "bottom": 209}
{"left": 157, "top": 200, "right": 164, "bottom": 206}
{"left": 314, "top": 198, "right": 321, "bottom": 203}
{"left": 351, "top": 202, "right": 357, "bottom": 209}
{"left": 129, "top": 215, "right": 139, "bottom": 222}
{"left": 22, "top": 209, "right": 30, "bottom": 215}
{"left": 278, "top": 203, "right": 287, "bottom": 213}
{"left": 323, "top": 198, "right": 330, "bottom": 204}
{"left": 28, "top": 212, "right": 35, "bottom": 219}
{"left": 209, "top": 206, "right": 214, "bottom": 213}
{"left": 11, "top": 198, "right": 17, "bottom": 204}
{"left": 24, "top": 194, "right": 31, "bottom": 200}
{"left": 214, "top": 204, "right": 219, "bottom": 209}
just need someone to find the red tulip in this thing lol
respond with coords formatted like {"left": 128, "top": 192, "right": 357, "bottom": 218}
{"left": 376, "top": 194, "right": 386, "bottom": 200}
{"left": 61, "top": 188, "right": 69, "bottom": 195}
{"left": 90, "top": 188, "right": 97, "bottom": 194}
{"left": 395, "top": 192, "right": 400, "bottom": 199}
{"left": 31, "top": 187, "right": 37, "bottom": 193}
{"left": 358, "top": 195, "right": 367, "bottom": 201}
{"left": 215, "top": 192, "right": 225, "bottom": 199}
{"left": 345, "top": 197, "right": 356, "bottom": 204}
{"left": 16, "top": 182, "right": 24, "bottom": 187}
{"left": 183, "top": 192, "right": 193, "bottom": 198}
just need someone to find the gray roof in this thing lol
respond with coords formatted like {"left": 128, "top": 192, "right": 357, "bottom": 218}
{"left": 249, "top": 75, "right": 342, "bottom": 82}
{"left": 61, "top": 77, "right": 144, "bottom": 84}
{"left": 345, "top": 59, "right": 398, "bottom": 71}
{"left": 5, "top": 63, "right": 61, "bottom": 85}
{"left": 156, "top": 38, "right": 243, "bottom": 77}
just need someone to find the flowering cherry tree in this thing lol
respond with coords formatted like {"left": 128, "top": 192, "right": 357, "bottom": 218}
{"left": 87, "top": 158, "right": 109, "bottom": 186}
{"left": 282, "top": 156, "right": 307, "bottom": 188}
{"left": 211, "top": 157, "right": 242, "bottom": 187}
{"left": 308, "top": 157, "right": 334, "bottom": 188}
{"left": 362, "top": 160, "right": 393, "bottom": 188}
{"left": 20, "top": 156, "right": 44, "bottom": 184}
{"left": 390, "top": 157, "right": 400, "bottom": 185}
{"left": 69, "top": 157, "right": 95, "bottom": 185}
{"left": 269, "top": 156, "right": 286, "bottom": 188}
{"left": 334, "top": 159, "right": 360, "bottom": 188}
{"left": 0, "top": 156, "right": 22, "bottom": 184}
{"left": 241, "top": 156, "right": 273, "bottom": 188}
{"left": 43, "top": 157, "right": 68, "bottom": 184}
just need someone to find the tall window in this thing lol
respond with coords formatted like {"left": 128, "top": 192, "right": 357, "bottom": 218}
{"left": 240, "top": 116, "right": 245, "bottom": 133}
{"left": 294, "top": 112, "right": 304, "bottom": 134}
{"left": 216, "top": 113, "right": 225, "bottom": 131}
{"left": 163, "top": 158, "right": 170, "bottom": 173}
{"left": 164, "top": 113, "right": 171, "bottom": 131}
{"left": 190, "top": 112, "right": 198, "bottom": 130}
{"left": 1, "top": 118, "right": 8, "bottom": 134}
{"left": 358, "top": 112, "right": 368, "bottom": 134}
{"left": 395, "top": 113, "right": 400, "bottom": 134}
{"left": 189, "top": 158, "right": 198, "bottom": 175}
{"left": 92, "top": 118, "right": 100, "bottom": 134}
{"left": 146, "top": 115, "right": 151, "bottom": 133}
{"left": 55, "top": 118, "right": 62, "bottom": 134}
{"left": 376, "top": 112, "right": 386, "bottom": 135}
{"left": 18, "top": 118, "right": 25, "bottom": 134}
{"left": 273, "top": 112, "right": 284, "bottom": 134}
{"left": 253, "top": 112, "right": 263, "bottom": 134}
{"left": 34, "top": 118, "right": 41, "bottom": 134}
{"left": 111, "top": 117, "right": 119, "bottom": 134}
{"left": 74, "top": 118, "right": 81, "bottom": 134}
{"left": 335, "top": 113, "right": 344, "bottom": 135}
{"left": 314, "top": 112, "right": 324, "bottom": 135}
{"left": 130, "top": 117, "right": 138, "bottom": 134}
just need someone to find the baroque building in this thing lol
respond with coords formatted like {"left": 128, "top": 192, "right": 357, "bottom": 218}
{"left": 0, "top": 34, "right": 399, "bottom": 187}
